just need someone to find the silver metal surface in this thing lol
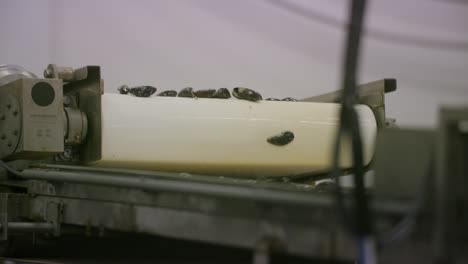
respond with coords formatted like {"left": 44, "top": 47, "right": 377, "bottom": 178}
{"left": 0, "top": 65, "right": 36, "bottom": 87}
{"left": 0, "top": 95, "right": 21, "bottom": 159}
{"left": 21, "top": 165, "right": 414, "bottom": 215}
{"left": 43, "top": 64, "right": 89, "bottom": 83}
{"left": 21, "top": 168, "right": 331, "bottom": 207}
{"left": 11, "top": 174, "right": 352, "bottom": 258}
{"left": 61, "top": 66, "right": 102, "bottom": 164}
{"left": 0, "top": 78, "right": 64, "bottom": 160}
{"left": 302, "top": 79, "right": 397, "bottom": 128}
{"left": 44, "top": 64, "right": 74, "bottom": 81}
{"left": 63, "top": 107, "right": 88, "bottom": 145}
{"left": 10, "top": 165, "right": 418, "bottom": 260}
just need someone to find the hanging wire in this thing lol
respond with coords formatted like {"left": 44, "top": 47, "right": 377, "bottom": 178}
{"left": 268, "top": 0, "right": 468, "bottom": 51}
{"left": 327, "top": 0, "right": 376, "bottom": 263}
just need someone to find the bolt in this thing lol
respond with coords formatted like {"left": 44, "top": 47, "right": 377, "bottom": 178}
{"left": 0, "top": 134, "right": 5, "bottom": 140}
{"left": 0, "top": 115, "right": 4, "bottom": 120}
{"left": 63, "top": 96, "right": 72, "bottom": 106}
{"left": 44, "top": 68, "right": 52, "bottom": 78}
{"left": 44, "top": 64, "right": 56, "bottom": 78}
{"left": 6, "top": 104, "right": 11, "bottom": 110}
{"left": 385, "top": 118, "right": 397, "bottom": 128}
{"left": 13, "top": 110, "right": 18, "bottom": 116}
{"left": 7, "top": 142, "right": 12, "bottom": 147}
{"left": 63, "top": 148, "right": 72, "bottom": 159}
{"left": 13, "top": 130, "right": 18, "bottom": 136}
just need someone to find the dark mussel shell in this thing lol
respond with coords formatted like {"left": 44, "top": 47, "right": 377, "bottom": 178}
{"left": 128, "top": 86, "right": 157, "bottom": 97}
{"left": 211, "top": 88, "right": 231, "bottom": 99}
{"left": 282, "top": 97, "right": 298, "bottom": 102}
{"left": 194, "top": 89, "right": 216, "bottom": 98}
{"left": 267, "top": 131, "right": 294, "bottom": 146}
{"left": 157, "top": 90, "right": 178, "bottom": 97}
{"left": 118, "top": 85, "right": 130, "bottom": 94}
{"left": 178, "top": 87, "right": 196, "bottom": 98}
{"left": 232, "top": 87, "right": 262, "bottom": 102}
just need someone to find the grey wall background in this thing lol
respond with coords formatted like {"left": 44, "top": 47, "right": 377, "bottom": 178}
{"left": 1, "top": 0, "right": 468, "bottom": 127}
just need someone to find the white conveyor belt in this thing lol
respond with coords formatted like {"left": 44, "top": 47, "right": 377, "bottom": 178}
{"left": 94, "top": 93, "right": 377, "bottom": 177}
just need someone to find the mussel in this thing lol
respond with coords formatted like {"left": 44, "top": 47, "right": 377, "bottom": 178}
{"left": 232, "top": 87, "right": 262, "bottom": 102}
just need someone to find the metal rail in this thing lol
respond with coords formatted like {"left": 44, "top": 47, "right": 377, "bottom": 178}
{"left": 20, "top": 167, "right": 413, "bottom": 214}
{"left": 21, "top": 168, "right": 331, "bottom": 208}
{"left": 0, "top": 222, "right": 54, "bottom": 232}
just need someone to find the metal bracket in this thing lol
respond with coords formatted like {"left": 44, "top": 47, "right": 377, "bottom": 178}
{"left": 44, "top": 64, "right": 102, "bottom": 165}
{"left": 27, "top": 180, "right": 56, "bottom": 196}
{"left": 0, "top": 192, "right": 61, "bottom": 240}
{"left": 253, "top": 223, "right": 286, "bottom": 264}
{"left": 253, "top": 238, "right": 271, "bottom": 264}
{"left": 44, "top": 64, "right": 89, "bottom": 83}
{"left": 301, "top": 79, "right": 397, "bottom": 128}
{"left": 26, "top": 183, "right": 63, "bottom": 236}
{"left": 48, "top": 200, "right": 63, "bottom": 237}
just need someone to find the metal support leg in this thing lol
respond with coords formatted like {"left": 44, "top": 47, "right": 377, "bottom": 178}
{"left": 253, "top": 238, "right": 271, "bottom": 264}
{"left": 0, "top": 194, "right": 8, "bottom": 241}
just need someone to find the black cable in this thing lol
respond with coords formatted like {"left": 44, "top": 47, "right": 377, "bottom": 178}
{"left": 349, "top": 109, "right": 370, "bottom": 236}
{"left": 330, "top": 123, "right": 354, "bottom": 233}
{"left": 269, "top": 0, "right": 468, "bottom": 52}
{"left": 330, "top": 0, "right": 371, "bottom": 239}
